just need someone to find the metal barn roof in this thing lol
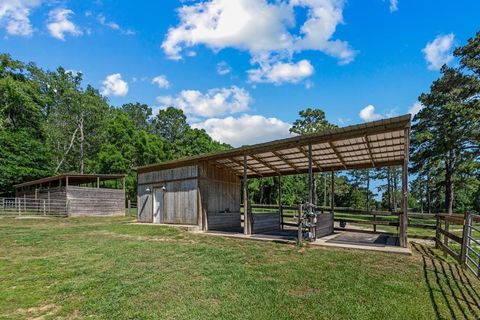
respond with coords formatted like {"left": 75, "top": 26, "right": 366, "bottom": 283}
{"left": 14, "top": 174, "right": 125, "bottom": 188}
{"left": 136, "top": 114, "right": 411, "bottom": 178}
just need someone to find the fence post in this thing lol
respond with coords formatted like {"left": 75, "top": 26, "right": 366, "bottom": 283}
{"left": 297, "top": 204, "right": 303, "bottom": 246}
{"left": 280, "top": 205, "right": 284, "bottom": 231}
{"left": 43, "top": 200, "right": 46, "bottom": 216}
{"left": 460, "top": 212, "right": 470, "bottom": 266}
{"left": 373, "top": 213, "right": 377, "bottom": 233}
{"left": 435, "top": 214, "right": 440, "bottom": 249}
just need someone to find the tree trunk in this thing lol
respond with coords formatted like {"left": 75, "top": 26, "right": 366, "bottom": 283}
{"left": 323, "top": 173, "right": 327, "bottom": 207}
{"left": 79, "top": 116, "right": 85, "bottom": 174}
{"left": 366, "top": 169, "right": 370, "bottom": 211}
{"left": 387, "top": 168, "right": 392, "bottom": 211}
{"left": 55, "top": 126, "right": 78, "bottom": 173}
{"left": 393, "top": 167, "right": 398, "bottom": 211}
{"left": 427, "top": 177, "right": 431, "bottom": 213}
{"left": 445, "top": 151, "right": 455, "bottom": 214}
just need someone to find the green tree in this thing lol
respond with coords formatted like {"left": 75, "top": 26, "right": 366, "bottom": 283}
{"left": 289, "top": 108, "right": 337, "bottom": 205}
{"left": 411, "top": 32, "right": 480, "bottom": 213}
{"left": 120, "top": 102, "right": 152, "bottom": 130}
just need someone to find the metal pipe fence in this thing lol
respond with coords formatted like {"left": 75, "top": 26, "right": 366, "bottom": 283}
{"left": 0, "top": 197, "right": 67, "bottom": 216}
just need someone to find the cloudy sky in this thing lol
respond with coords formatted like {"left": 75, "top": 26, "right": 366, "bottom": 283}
{"left": 1, "top": 0, "right": 479, "bottom": 146}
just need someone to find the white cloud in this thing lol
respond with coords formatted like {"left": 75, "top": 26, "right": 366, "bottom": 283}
{"left": 389, "top": 0, "right": 398, "bottom": 12}
{"left": 0, "top": 0, "right": 40, "bottom": 36}
{"left": 422, "top": 33, "right": 455, "bottom": 71}
{"left": 192, "top": 114, "right": 292, "bottom": 146}
{"left": 97, "top": 14, "right": 135, "bottom": 35}
{"left": 359, "top": 105, "right": 383, "bottom": 122}
{"left": 162, "top": 0, "right": 356, "bottom": 65}
{"left": 47, "top": 8, "right": 82, "bottom": 40}
{"left": 157, "top": 86, "right": 251, "bottom": 118}
{"left": 101, "top": 73, "right": 129, "bottom": 97}
{"left": 152, "top": 75, "right": 170, "bottom": 89}
{"left": 408, "top": 102, "right": 424, "bottom": 116}
{"left": 248, "top": 59, "right": 314, "bottom": 84}
{"left": 216, "top": 61, "right": 232, "bottom": 75}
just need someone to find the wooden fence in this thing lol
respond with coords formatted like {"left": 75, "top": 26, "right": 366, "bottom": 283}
{"left": 243, "top": 204, "right": 438, "bottom": 235}
{"left": 435, "top": 213, "right": 480, "bottom": 279}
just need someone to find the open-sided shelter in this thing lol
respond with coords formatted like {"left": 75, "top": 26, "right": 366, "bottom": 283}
{"left": 136, "top": 115, "right": 411, "bottom": 247}
{"left": 15, "top": 174, "right": 126, "bottom": 216}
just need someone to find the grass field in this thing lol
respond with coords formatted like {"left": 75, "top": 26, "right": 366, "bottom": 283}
{"left": 1, "top": 216, "right": 479, "bottom": 319}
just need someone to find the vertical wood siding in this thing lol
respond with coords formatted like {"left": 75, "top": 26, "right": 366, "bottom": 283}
{"left": 137, "top": 165, "right": 198, "bottom": 225}
{"left": 66, "top": 186, "right": 125, "bottom": 216}
{"left": 199, "top": 162, "right": 241, "bottom": 230}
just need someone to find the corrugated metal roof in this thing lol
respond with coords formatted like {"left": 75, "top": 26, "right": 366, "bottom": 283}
{"left": 136, "top": 114, "right": 411, "bottom": 177}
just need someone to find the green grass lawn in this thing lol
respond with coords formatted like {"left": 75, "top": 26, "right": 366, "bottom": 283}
{"left": 1, "top": 216, "right": 479, "bottom": 319}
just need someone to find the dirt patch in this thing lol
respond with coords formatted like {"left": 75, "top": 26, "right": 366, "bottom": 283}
{"left": 15, "top": 303, "right": 60, "bottom": 319}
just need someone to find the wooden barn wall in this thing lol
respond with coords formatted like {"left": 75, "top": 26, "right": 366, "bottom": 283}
{"left": 16, "top": 187, "right": 67, "bottom": 214}
{"left": 67, "top": 186, "right": 125, "bottom": 216}
{"left": 198, "top": 162, "right": 241, "bottom": 230}
{"left": 137, "top": 184, "right": 153, "bottom": 222}
{"left": 252, "top": 213, "right": 280, "bottom": 233}
{"left": 163, "top": 179, "right": 198, "bottom": 224}
{"left": 137, "top": 165, "right": 198, "bottom": 224}
{"left": 138, "top": 166, "right": 197, "bottom": 185}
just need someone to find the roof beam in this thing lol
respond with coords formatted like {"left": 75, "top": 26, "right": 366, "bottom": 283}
{"left": 364, "top": 135, "right": 376, "bottom": 167}
{"left": 272, "top": 151, "right": 301, "bottom": 173}
{"left": 298, "top": 146, "right": 324, "bottom": 171}
{"left": 228, "top": 157, "right": 264, "bottom": 177}
{"left": 213, "top": 160, "right": 243, "bottom": 175}
{"left": 328, "top": 141, "right": 347, "bottom": 169}
{"left": 250, "top": 154, "right": 281, "bottom": 175}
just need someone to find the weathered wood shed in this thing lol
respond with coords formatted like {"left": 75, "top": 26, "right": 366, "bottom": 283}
{"left": 136, "top": 115, "right": 411, "bottom": 247}
{"left": 15, "top": 174, "right": 126, "bottom": 216}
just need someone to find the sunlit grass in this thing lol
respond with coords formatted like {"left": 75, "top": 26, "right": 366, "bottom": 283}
{"left": 0, "top": 216, "right": 479, "bottom": 319}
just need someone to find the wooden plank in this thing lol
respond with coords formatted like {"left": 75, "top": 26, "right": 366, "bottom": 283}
{"left": 438, "top": 228, "right": 463, "bottom": 244}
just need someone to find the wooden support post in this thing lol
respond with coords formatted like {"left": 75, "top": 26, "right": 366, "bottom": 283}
{"left": 308, "top": 144, "right": 313, "bottom": 204}
{"left": 435, "top": 214, "right": 440, "bottom": 249}
{"left": 297, "top": 204, "right": 303, "bottom": 245}
{"left": 65, "top": 176, "right": 69, "bottom": 189}
{"left": 278, "top": 175, "right": 283, "bottom": 230}
{"left": 23, "top": 194, "right": 26, "bottom": 212}
{"left": 460, "top": 212, "right": 470, "bottom": 266}
{"left": 243, "top": 153, "right": 249, "bottom": 235}
{"left": 399, "top": 128, "right": 410, "bottom": 248}
{"left": 323, "top": 173, "right": 327, "bottom": 207}
{"left": 330, "top": 171, "right": 335, "bottom": 214}
{"left": 97, "top": 177, "right": 100, "bottom": 188}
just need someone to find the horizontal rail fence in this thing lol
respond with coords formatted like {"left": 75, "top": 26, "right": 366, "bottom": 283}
{"left": 436, "top": 213, "right": 480, "bottom": 279}
{"left": 242, "top": 204, "right": 438, "bottom": 235}
{"left": 0, "top": 197, "right": 67, "bottom": 216}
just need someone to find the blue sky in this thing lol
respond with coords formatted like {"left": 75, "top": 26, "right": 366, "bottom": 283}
{"left": 1, "top": 0, "right": 479, "bottom": 147}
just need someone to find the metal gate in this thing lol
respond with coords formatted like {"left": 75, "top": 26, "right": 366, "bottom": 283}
{"left": 464, "top": 213, "right": 480, "bottom": 279}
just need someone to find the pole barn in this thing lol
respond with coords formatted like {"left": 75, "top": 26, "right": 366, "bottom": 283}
{"left": 136, "top": 115, "right": 411, "bottom": 247}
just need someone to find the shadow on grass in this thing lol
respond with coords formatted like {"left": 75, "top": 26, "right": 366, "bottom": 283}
{"left": 411, "top": 242, "right": 480, "bottom": 320}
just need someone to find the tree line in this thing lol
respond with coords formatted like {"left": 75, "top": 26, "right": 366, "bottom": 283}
{"left": 0, "top": 31, "right": 479, "bottom": 213}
